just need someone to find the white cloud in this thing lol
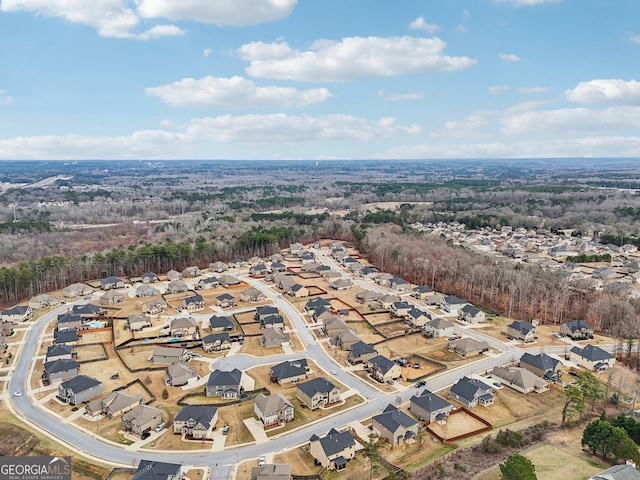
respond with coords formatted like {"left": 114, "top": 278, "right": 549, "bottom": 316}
{"left": 0, "top": 89, "right": 14, "bottom": 106}
{"left": 489, "top": 85, "right": 509, "bottom": 94}
{"left": 630, "top": 35, "right": 640, "bottom": 44}
{"left": 499, "top": 53, "right": 523, "bottom": 62}
{"left": 455, "top": 24, "right": 468, "bottom": 33}
{"left": 436, "top": 114, "right": 489, "bottom": 137}
{"left": 145, "top": 75, "right": 332, "bottom": 108}
{"left": 203, "top": 48, "right": 212, "bottom": 58}
{"left": 495, "top": 0, "right": 562, "bottom": 6}
{"left": 565, "top": 79, "right": 640, "bottom": 105}
{"left": 408, "top": 17, "right": 440, "bottom": 34}
{"left": 378, "top": 91, "right": 425, "bottom": 101}
{"left": 0, "top": 0, "right": 186, "bottom": 39}
{"left": 518, "top": 86, "right": 549, "bottom": 93}
{"left": 137, "top": 0, "right": 297, "bottom": 26}
{"left": 238, "top": 36, "right": 476, "bottom": 82}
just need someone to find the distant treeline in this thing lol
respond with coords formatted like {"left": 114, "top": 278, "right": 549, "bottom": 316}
{"left": 565, "top": 254, "right": 612, "bottom": 263}
{"left": 0, "top": 221, "right": 52, "bottom": 234}
{"left": 250, "top": 212, "right": 329, "bottom": 224}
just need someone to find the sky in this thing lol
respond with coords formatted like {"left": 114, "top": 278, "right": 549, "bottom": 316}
{"left": 1, "top": 0, "right": 640, "bottom": 161}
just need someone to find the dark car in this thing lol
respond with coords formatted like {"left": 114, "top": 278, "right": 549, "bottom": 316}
{"left": 141, "top": 431, "right": 151, "bottom": 440}
{"left": 110, "top": 373, "right": 119, "bottom": 380}
{"left": 415, "top": 381, "right": 426, "bottom": 388}
{"left": 568, "top": 370, "right": 579, "bottom": 377}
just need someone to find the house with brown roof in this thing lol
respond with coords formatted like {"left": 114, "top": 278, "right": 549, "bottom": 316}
{"left": 152, "top": 346, "right": 188, "bottom": 365}
{"left": 122, "top": 404, "right": 163, "bottom": 437}
{"left": 142, "top": 299, "right": 167, "bottom": 315}
{"left": 254, "top": 393, "right": 294, "bottom": 427}
{"left": 63, "top": 283, "right": 93, "bottom": 298}
{"left": 127, "top": 314, "right": 152, "bottom": 332}
{"left": 490, "top": 366, "right": 549, "bottom": 394}
{"left": 447, "top": 337, "right": 490, "bottom": 357}
{"left": 240, "top": 288, "right": 266, "bottom": 303}
{"left": 331, "top": 329, "right": 360, "bottom": 350}
{"left": 100, "top": 290, "right": 124, "bottom": 306}
{"left": 170, "top": 317, "right": 198, "bottom": 340}
{"left": 164, "top": 362, "right": 199, "bottom": 387}
{"left": 167, "top": 279, "right": 189, "bottom": 294}
{"left": 136, "top": 285, "right": 160, "bottom": 298}
{"left": 260, "top": 327, "right": 290, "bottom": 348}
{"left": 85, "top": 391, "right": 144, "bottom": 418}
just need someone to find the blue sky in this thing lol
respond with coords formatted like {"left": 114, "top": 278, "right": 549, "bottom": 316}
{"left": 1, "top": 0, "right": 640, "bottom": 160}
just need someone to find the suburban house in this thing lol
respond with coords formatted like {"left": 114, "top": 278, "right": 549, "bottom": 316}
{"left": 240, "top": 288, "right": 266, "bottom": 303}
{"left": 262, "top": 314, "right": 285, "bottom": 329}
{"left": 43, "top": 358, "right": 80, "bottom": 383}
{"left": 166, "top": 270, "right": 182, "bottom": 281}
{"left": 407, "top": 307, "right": 430, "bottom": 327}
{"left": 270, "top": 359, "right": 309, "bottom": 385}
{"left": 209, "top": 261, "right": 229, "bottom": 273}
{"left": 85, "top": 392, "right": 143, "bottom": 418}
{"left": 215, "top": 293, "right": 237, "bottom": 308}
{"left": 570, "top": 344, "right": 616, "bottom": 371}
{"left": 309, "top": 428, "right": 356, "bottom": 470}
{"left": 519, "top": 352, "right": 563, "bottom": 380}
{"left": 372, "top": 404, "right": 419, "bottom": 447}
{"left": 0, "top": 321, "right": 12, "bottom": 337}
{"left": 72, "top": 304, "right": 102, "bottom": 317}
{"left": 506, "top": 321, "right": 537, "bottom": 343}
{"left": 56, "top": 313, "right": 83, "bottom": 331}
{"left": 140, "top": 272, "right": 159, "bottom": 283}
{"left": 256, "top": 305, "right": 279, "bottom": 321}
{"left": 288, "top": 284, "right": 309, "bottom": 298}
{"left": 201, "top": 333, "right": 231, "bottom": 352}
{"left": 167, "top": 280, "right": 189, "bottom": 294}
{"left": 173, "top": 405, "right": 218, "bottom": 439}
{"left": 440, "top": 295, "right": 467, "bottom": 314}
{"left": 250, "top": 464, "right": 292, "bottom": 480}
{"left": 271, "top": 261, "right": 287, "bottom": 273}
{"left": 328, "top": 278, "right": 353, "bottom": 290}
{"left": 355, "top": 291, "right": 382, "bottom": 304}
{"left": 196, "top": 277, "right": 219, "bottom": 290}
{"left": 142, "top": 299, "right": 168, "bottom": 315}
{"left": 260, "top": 326, "right": 290, "bottom": 348}
{"left": 218, "top": 274, "right": 241, "bottom": 287}
{"left": 297, "top": 378, "right": 341, "bottom": 410}
{"left": 170, "top": 317, "right": 199, "bottom": 339}
{"left": 132, "top": 461, "right": 182, "bottom": 480}
{"left": 305, "top": 297, "right": 332, "bottom": 314}
{"left": 490, "top": 366, "right": 549, "bottom": 394}
{"left": 359, "top": 267, "right": 378, "bottom": 280}
{"left": 388, "top": 277, "right": 411, "bottom": 292}
{"left": 390, "top": 301, "right": 412, "bottom": 318}
{"left": 411, "top": 285, "right": 434, "bottom": 300}
{"left": 368, "top": 355, "right": 401, "bottom": 383}
{"left": 58, "top": 375, "right": 103, "bottom": 405}
{"left": 53, "top": 328, "right": 79, "bottom": 345}
{"left": 209, "top": 315, "right": 235, "bottom": 332}
{"left": 164, "top": 362, "right": 199, "bottom": 387}
{"left": 249, "top": 264, "right": 268, "bottom": 276}
{"left": 422, "top": 317, "right": 454, "bottom": 338}
{"left": 101, "top": 276, "right": 125, "bottom": 290}
{"left": 410, "top": 389, "right": 454, "bottom": 424}
{"left": 122, "top": 404, "right": 163, "bottom": 437}
{"left": 375, "top": 273, "right": 394, "bottom": 286}
{"left": 331, "top": 329, "right": 361, "bottom": 350}
{"left": 274, "top": 275, "right": 297, "bottom": 291}
{"left": 348, "top": 342, "right": 378, "bottom": 365}
{"left": 29, "top": 294, "right": 62, "bottom": 309}
{"left": 449, "top": 377, "right": 494, "bottom": 408}
{"left": 206, "top": 368, "right": 243, "bottom": 398}
{"left": 182, "top": 266, "right": 203, "bottom": 278}
{"left": 63, "top": 283, "right": 93, "bottom": 298}
{"left": 377, "top": 294, "right": 401, "bottom": 309}
{"left": 254, "top": 393, "right": 294, "bottom": 427}
{"left": 322, "top": 317, "right": 350, "bottom": 337}
{"left": 127, "top": 314, "right": 152, "bottom": 332}
{"left": 152, "top": 346, "right": 188, "bottom": 365}
{"left": 136, "top": 285, "right": 159, "bottom": 298}
{"left": 458, "top": 305, "right": 486, "bottom": 324}
{"left": 560, "top": 320, "right": 595, "bottom": 340}
{"left": 100, "top": 290, "right": 124, "bottom": 306}
{"left": 45, "top": 344, "right": 75, "bottom": 362}
{"left": 1, "top": 305, "right": 33, "bottom": 322}
{"left": 323, "top": 271, "right": 343, "bottom": 283}
{"left": 447, "top": 337, "right": 490, "bottom": 357}
{"left": 290, "top": 242, "right": 304, "bottom": 255}
{"left": 588, "top": 464, "right": 640, "bottom": 480}
{"left": 182, "top": 294, "right": 205, "bottom": 312}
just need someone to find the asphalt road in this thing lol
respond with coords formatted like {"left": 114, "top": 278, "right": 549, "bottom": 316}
{"left": 7, "top": 249, "right": 610, "bottom": 479}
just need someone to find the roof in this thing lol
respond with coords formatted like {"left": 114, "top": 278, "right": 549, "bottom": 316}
{"left": 350, "top": 341, "right": 377, "bottom": 358}
{"left": 209, "top": 315, "right": 234, "bottom": 329}
{"left": 508, "top": 320, "right": 536, "bottom": 334}
{"left": 298, "top": 377, "right": 338, "bottom": 397}
{"left": 171, "top": 317, "right": 197, "bottom": 329}
{"left": 442, "top": 295, "right": 466, "bottom": 305}
{"left": 53, "top": 328, "right": 79, "bottom": 344}
{"left": 563, "top": 319, "right": 594, "bottom": 332}
{"left": 449, "top": 337, "right": 490, "bottom": 353}
{"left": 368, "top": 355, "right": 396, "bottom": 374}
{"left": 305, "top": 297, "right": 331, "bottom": 310}
{"left": 184, "top": 294, "right": 204, "bottom": 305}
{"left": 491, "top": 366, "right": 548, "bottom": 391}
{"left": 262, "top": 326, "right": 289, "bottom": 342}
{"left": 46, "top": 344, "right": 73, "bottom": 358}
{"left": 460, "top": 304, "right": 481, "bottom": 316}
{"left": 311, "top": 429, "right": 355, "bottom": 458}
{"left": 60, "top": 375, "right": 101, "bottom": 393}
{"left": 133, "top": 461, "right": 181, "bottom": 480}
{"left": 44, "top": 358, "right": 79, "bottom": 375}
{"left": 101, "top": 276, "right": 122, "bottom": 285}
{"left": 256, "top": 305, "right": 279, "bottom": 317}
{"left": 520, "top": 352, "right": 561, "bottom": 372}
{"left": 254, "top": 393, "right": 293, "bottom": 415}
{"left": 207, "top": 368, "right": 242, "bottom": 388}
{"left": 450, "top": 376, "right": 493, "bottom": 403}
{"left": 1, "top": 305, "right": 29, "bottom": 315}
{"left": 570, "top": 344, "right": 614, "bottom": 362}
{"left": 263, "top": 315, "right": 285, "bottom": 326}
{"left": 425, "top": 317, "right": 454, "bottom": 330}
{"left": 270, "top": 359, "right": 308, "bottom": 380}
{"left": 413, "top": 285, "right": 433, "bottom": 293}
{"left": 122, "top": 404, "right": 162, "bottom": 425}
{"left": 590, "top": 464, "right": 640, "bottom": 480}
{"left": 153, "top": 346, "right": 185, "bottom": 357}
{"left": 174, "top": 405, "right": 218, "bottom": 430}
{"left": 373, "top": 405, "right": 418, "bottom": 433}
{"left": 166, "top": 362, "right": 197, "bottom": 379}
{"left": 215, "top": 293, "right": 235, "bottom": 301}
{"left": 57, "top": 313, "right": 83, "bottom": 324}
{"left": 202, "top": 332, "right": 230, "bottom": 344}
{"left": 411, "top": 389, "right": 453, "bottom": 413}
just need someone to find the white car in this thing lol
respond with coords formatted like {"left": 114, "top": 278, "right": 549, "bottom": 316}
{"left": 12, "top": 391, "right": 22, "bottom": 397}
{"left": 330, "top": 370, "right": 338, "bottom": 375}
{"left": 258, "top": 456, "right": 266, "bottom": 467}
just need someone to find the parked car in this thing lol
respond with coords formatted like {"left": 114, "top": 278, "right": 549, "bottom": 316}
{"left": 110, "top": 373, "right": 119, "bottom": 380}
{"left": 568, "top": 370, "right": 579, "bottom": 378}
{"left": 155, "top": 422, "right": 166, "bottom": 432}
{"left": 258, "top": 456, "right": 266, "bottom": 467}
{"left": 414, "top": 362, "right": 420, "bottom": 369}
{"left": 12, "top": 391, "right": 22, "bottom": 397}
{"left": 141, "top": 431, "right": 151, "bottom": 440}
{"left": 492, "top": 381, "right": 502, "bottom": 388}
{"left": 386, "top": 379, "right": 394, "bottom": 385}
{"left": 415, "top": 381, "right": 426, "bottom": 388}
{"left": 222, "top": 425, "right": 230, "bottom": 435}
{"left": 330, "top": 370, "right": 338, "bottom": 375}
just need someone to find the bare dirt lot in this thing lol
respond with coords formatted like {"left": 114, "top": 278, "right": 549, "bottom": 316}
{"left": 428, "top": 410, "right": 489, "bottom": 441}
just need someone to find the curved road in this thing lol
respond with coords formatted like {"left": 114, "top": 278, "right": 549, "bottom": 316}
{"left": 6, "top": 248, "right": 607, "bottom": 479}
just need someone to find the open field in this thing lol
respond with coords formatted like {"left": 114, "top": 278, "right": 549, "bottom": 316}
{"left": 216, "top": 401, "right": 256, "bottom": 446}
{"left": 239, "top": 336, "right": 290, "bottom": 357}
{"left": 74, "top": 415, "right": 134, "bottom": 445}
{"left": 477, "top": 442, "right": 606, "bottom": 480}
{"left": 342, "top": 321, "right": 385, "bottom": 343}
{"left": 427, "top": 410, "right": 489, "bottom": 441}
{"left": 377, "top": 336, "right": 478, "bottom": 367}
{"left": 364, "top": 312, "right": 395, "bottom": 325}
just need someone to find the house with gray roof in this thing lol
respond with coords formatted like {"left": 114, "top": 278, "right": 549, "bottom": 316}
{"left": 328, "top": 278, "right": 353, "bottom": 290}
{"left": 56, "top": 313, "right": 83, "bottom": 331}
{"left": 53, "top": 328, "right": 79, "bottom": 345}
{"left": 309, "top": 428, "right": 356, "bottom": 470}
{"left": 164, "top": 362, "right": 199, "bottom": 387}
{"left": 58, "top": 375, "right": 103, "bottom": 405}
{"left": 170, "top": 316, "right": 198, "bottom": 339}
{"left": 202, "top": 332, "right": 231, "bottom": 352}
{"left": 209, "top": 315, "right": 235, "bottom": 332}
{"left": 588, "top": 464, "right": 640, "bottom": 480}
{"left": 167, "top": 279, "right": 189, "bottom": 294}
{"left": 270, "top": 359, "right": 309, "bottom": 385}
{"left": 331, "top": 329, "right": 360, "bottom": 351}
{"left": 260, "top": 326, "right": 290, "bottom": 348}
{"left": 45, "top": 344, "right": 75, "bottom": 362}
{"left": 152, "top": 346, "right": 188, "bottom": 365}
{"left": 519, "top": 352, "right": 563, "bottom": 380}
{"left": 29, "top": 294, "right": 62, "bottom": 309}
{"left": 449, "top": 376, "right": 494, "bottom": 408}
{"left": 355, "top": 291, "right": 382, "bottom": 303}
{"left": 71, "top": 304, "right": 102, "bottom": 317}
{"left": 348, "top": 342, "right": 378, "bottom": 365}
{"left": 440, "top": 295, "right": 467, "bottom": 314}
{"left": 132, "top": 461, "right": 182, "bottom": 480}
{"left": 136, "top": 285, "right": 160, "bottom": 298}
{"left": 142, "top": 299, "right": 167, "bottom": 315}
{"left": 206, "top": 369, "right": 242, "bottom": 398}
{"left": 1, "top": 305, "right": 32, "bottom": 322}
{"left": 372, "top": 404, "right": 419, "bottom": 447}
{"left": 44, "top": 358, "right": 80, "bottom": 383}
{"left": 490, "top": 366, "right": 549, "bottom": 394}
{"left": 560, "top": 320, "right": 594, "bottom": 340}
{"left": 218, "top": 274, "right": 241, "bottom": 287}
{"left": 101, "top": 276, "right": 125, "bottom": 290}
{"left": 173, "top": 405, "right": 218, "bottom": 439}
{"left": 422, "top": 317, "right": 454, "bottom": 338}
{"left": 570, "top": 344, "right": 615, "bottom": 371}
{"left": 63, "top": 283, "right": 93, "bottom": 298}
{"left": 388, "top": 277, "right": 411, "bottom": 292}
{"left": 447, "top": 337, "right": 490, "bottom": 357}
{"left": 122, "top": 404, "right": 163, "bottom": 437}
{"left": 128, "top": 314, "right": 152, "bottom": 332}
{"left": 254, "top": 393, "right": 294, "bottom": 427}
{"left": 368, "top": 355, "right": 401, "bottom": 383}
{"left": 507, "top": 320, "right": 536, "bottom": 343}
{"left": 209, "top": 261, "right": 229, "bottom": 273}
{"left": 322, "top": 317, "right": 349, "bottom": 337}
{"left": 100, "top": 290, "right": 124, "bottom": 306}
{"left": 297, "top": 378, "right": 341, "bottom": 410}
{"left": 240, "top": 287, "right": 266, "bottom": 303}
{"left": 85, "top": 391, "right": 143, "bottom": 419}
{"left": 410, "top": 389, "right": 454, "bottom": 424}
{"left": 458, "top": 305, "right": 486, "bottom": 324}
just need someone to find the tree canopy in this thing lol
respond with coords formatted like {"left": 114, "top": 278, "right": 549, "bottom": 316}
{"left": 499, "top": 453, "right": 537, "bottom": 480}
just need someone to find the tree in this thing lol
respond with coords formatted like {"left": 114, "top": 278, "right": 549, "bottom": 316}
{"left": 162, "top": 389, "right": 169, "bottom": 400}
{"left": 562, "top": 384, "right": 585, "bottom": 427}
{"left": 576, "top": 370, "right": 604, "bottom": 413}
{"left": 582, "top": 418, "right": 640, "bottom": 465}
{"left": 499, "top": 453, "right": 537, "bottom": 480}
{"left": 363, "top": 433, "right": 381, "bottom": 480}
